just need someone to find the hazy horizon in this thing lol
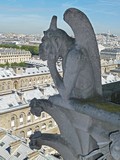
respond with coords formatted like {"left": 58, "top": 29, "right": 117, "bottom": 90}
{"left": 0, "top": 0, "right": 120, "bottom": 36}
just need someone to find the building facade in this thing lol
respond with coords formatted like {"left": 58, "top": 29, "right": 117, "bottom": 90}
{"left": 0, "top": 103, "right": 58, "bottom": 139}
{"left": 0, "top": 48, "right": 31, "bottom": 64}
{"left": 100, "top": 48, "right": 120, "bottom": 60}
{"left": 0, "top": 66, "right": 56, "bottom": 95}
{"left": 0, "top": 66, "right": 61, "bottom": 144}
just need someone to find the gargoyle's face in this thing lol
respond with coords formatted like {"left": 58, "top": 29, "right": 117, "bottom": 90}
{"left": 30, "top": 98, "right": 43, "bottom": 117}
{"left": 31, "top": 106, "right": 43, "bottom": 117}
{"left": 39, "top": 29, "right": 63, "bottom": 61}
{"left": 39, "top": 30, "right": 53, "bottom": 61}
{"left": 39, "top": 42, "right": 48, "bottom": 61}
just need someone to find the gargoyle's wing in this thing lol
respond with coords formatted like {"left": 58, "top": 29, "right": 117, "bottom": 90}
{"left": 64, "top": 8, "right": 102, "bottom": 96}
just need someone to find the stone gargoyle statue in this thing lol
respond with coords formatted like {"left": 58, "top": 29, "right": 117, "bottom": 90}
{"left": 39, "top": 8, "right": 102, "bottom": 100}
{"left": 29, "top": 8, "right": 120, "bottom": 160}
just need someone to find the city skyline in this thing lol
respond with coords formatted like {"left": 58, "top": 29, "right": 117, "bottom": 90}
{"left": 0, "top": 0, "right": 120, "bottom": 36}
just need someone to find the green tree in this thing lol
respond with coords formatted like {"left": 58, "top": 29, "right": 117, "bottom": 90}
{"left": 21, "top": 45, "right": 39, "bottom": 55}
{"left": 0, "top": 44, "right": 20, "bottom": 49}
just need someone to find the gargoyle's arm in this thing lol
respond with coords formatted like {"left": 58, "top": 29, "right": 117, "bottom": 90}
{"left": 47, "top": 55, "right": 65, "bottom": 97}
{"left": 47, "top": 48, "right": 83, "bottom": 100}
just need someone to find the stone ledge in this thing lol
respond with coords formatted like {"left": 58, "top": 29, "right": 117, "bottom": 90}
{"left": 49, "top": 94, "right": 120, "bottom": 126}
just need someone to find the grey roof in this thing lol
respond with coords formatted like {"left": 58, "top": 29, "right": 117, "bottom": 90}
{"left": 0, "top": 86, "right": 58, "bottom": 113}
{"left": 23, "top": 88, "right": 44, "bottom": 103}
{"left": 102, "top": 73, "right": 120, "bottom": 84}
{"left": 100, "top": 48, "right": 120, "bottom": 54}
{"left": 25, "top": 66, "right": 50, "bottom": 75}
{"left": 0, "top": 59, "right": 62, "bottom": 80}
{"left": 0, "top": 92, "right": 21, "bottom": 110}
{"left": 0, "top": 47, "right": 31, "bottom": 55}
{"left": 0, "top": 68, "right": 16, "bottom": 78}
{"left": 0, "top": 128, "right": 60, "bottom": 160}
{"left": 44, "top": 85, "right": 58, "bottom": 97}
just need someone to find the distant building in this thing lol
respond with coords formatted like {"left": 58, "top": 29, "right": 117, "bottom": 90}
{"left": 0, "top": 48, "right": 31, "bottom": 64}
{"left": 100, "top": 48, "right": 120, "bottom": 60}
{"left": 0, "top": 65, "right": 61, "bottom": 153}
{"left": 101, "top": 59, "right": 118, "bottom": 74}
{"left": 100, "top": 48, "right": 120, "bottom": 74}
{"left": 0, "top": 87, "right": 59, "bottom": 141}
{"left": 0, "top": 64, "right": 62, "bottom": 95}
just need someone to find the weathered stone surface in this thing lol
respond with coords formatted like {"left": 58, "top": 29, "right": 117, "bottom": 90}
{"left": 30, "top": 96, "right": 120, "bottom": 160}
{"left": 30, "top": 8, "right": 120, "bottom": 160}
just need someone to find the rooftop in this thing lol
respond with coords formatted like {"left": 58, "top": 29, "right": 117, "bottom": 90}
{"left": 100, "top": 48, "right": 120, "bottom": 54}
{"left": 0, "top": 61, "right": 62, "bottom": 80}
{"left": 0, "top": 85, "right": 58, "bottom": 113}
{"left": 0, "top": 48, "right": 31, "bottom": 55}
{"left": 0, "top": 128, "right": 60, "bottom": 160}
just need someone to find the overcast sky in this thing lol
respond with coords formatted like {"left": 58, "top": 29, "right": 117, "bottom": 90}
{"left": 0, "top": 0, "right": 120, "bottom": 35}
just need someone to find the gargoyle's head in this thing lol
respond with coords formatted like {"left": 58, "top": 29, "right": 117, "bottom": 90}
{"left": 29, "top": 98, "right": 43, "bottom": 117}
{"left": 39, "top": 16, "right": 74, "bottom": 61}
{"left": 29, "top": 131, "right": 42, "bottom": 150}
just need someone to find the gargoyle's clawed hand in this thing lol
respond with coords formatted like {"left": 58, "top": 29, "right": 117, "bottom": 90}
{"left": 29, "top": 131, "right": 42, "bottom": 150}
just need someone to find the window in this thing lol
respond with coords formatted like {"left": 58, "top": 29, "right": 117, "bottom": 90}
{"left": 25, "top": 79, "right": 28, "bottom": 87}
{"left": 8, "top": 82, "right": 11, "bottom": 89}
{"left": 8, "top": 104, "right": 13, "bottom": 107}
{"left": 21, "top": 80, "right": 24, "bottom": 87}
{"left": 19, "top": 114, "right": 24, "bottom": 125}
{"left": 48, "top": 121, "right": 53, "bottom": 128}
{"left": 0, "top": 142, "right": 5, "bottom": 147}
{"left": 33, "top": 79, "right": 36, "bottom": 85}
{"left": 20, "top": 131, "right": 25, "bottom": 138}
{"left": 29, "top": 79, "right": 32, "bottom": 86}
{"left": 11, "top": 117, "right": 15, "bottom": 127}
{"left": 41, "top": 123, "right": 46, "bottom": 131}
{"left": 27, "top": 112, "right": 31, "bottom": 122}
{"left": 35, "top": 125, "right": 39, "bottom": 131}
{"left": 37, "top": 80, "right": 40, "bottom": 84}
{"left": 27, "top": 128, "right": 32, "bottom": 137}
{"left": 18, "top": 102, "right": 22, "bottom": 105}
{"left": 41, "top": 112, "right": 45, "bottom": 119}
{"left": 2, "top": 83, "right": 5, "bottom": 90}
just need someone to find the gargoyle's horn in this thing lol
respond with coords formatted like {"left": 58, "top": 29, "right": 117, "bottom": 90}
{"left": 49, "top": 16, "right": 57, "bottom": 30}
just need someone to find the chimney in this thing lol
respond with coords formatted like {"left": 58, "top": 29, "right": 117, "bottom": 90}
{"left": 27, "top": 151, "right": 40, "bottom": 160}
{"left": 0, "top": 130, "right": 6, "bottom": 140}
{"left": 10, "top": 140, "right": 21, "bottom": 154}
